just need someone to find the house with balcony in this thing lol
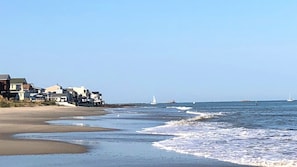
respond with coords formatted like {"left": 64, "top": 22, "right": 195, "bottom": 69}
{"left": 65, "top": 88, "right": 78, "bottom": 105}
{"left": 91, "top": 91, "right": 104, "bottom": 106}
{"left": 26, "top": 84, "right": 46, "bottom": 101}
{"left": 45, "top": 84, "right": 75, "bottom": 103}
{"left": 70, "top": 86, "right": 91, "bottom": 103}
{"left": 0, "top": 74, "right": 11, "bottom": 99}
{"left": 10, "top": 78, "right": 27, "bottom": 100}
{"left": 67, "top": 86, "right": 104, "bottom": 106}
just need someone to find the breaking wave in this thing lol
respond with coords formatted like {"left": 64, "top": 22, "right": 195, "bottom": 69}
{"left": 166, "top": 106, "right": 193, "bottom": 111}
{"left": 139, "top": 112, "right": 297, "bottom": 167}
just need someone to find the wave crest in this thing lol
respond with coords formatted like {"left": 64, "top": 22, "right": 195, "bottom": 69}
{"left": 167, "top": 106, "right": 193, "bottom": 111}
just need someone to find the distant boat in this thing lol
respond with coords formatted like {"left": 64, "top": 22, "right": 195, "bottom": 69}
{"left": 168, "top": 100, "right": 176, "bottom": 104}
{"left": 287, "top": 94, "right": 294, "bottom": 102}
{"left": 151, "top": 96, "right": 157, "bottom": 105}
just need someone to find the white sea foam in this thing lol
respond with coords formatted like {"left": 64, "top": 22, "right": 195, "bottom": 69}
{"left": 140, "top": 114, "right": 297, "bottom": 167}
{"left": 73, "top": 116, "right": 86, "bottom": 120}
{"left": 167, "top": 106, "right": 193, "bottom": 111}
{"left": 185, "top": 111, "right": 201, "bottom": 115}
{"left": 72, "top": 123, "right": 88, "bottom": 127}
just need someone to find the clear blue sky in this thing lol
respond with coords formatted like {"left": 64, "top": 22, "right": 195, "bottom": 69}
{"left": 1, "top": 0, "right": 297, "bottom": 103}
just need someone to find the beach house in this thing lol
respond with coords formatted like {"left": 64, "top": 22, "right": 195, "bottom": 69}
{"left": 91, "top": 91, "right": 104, "bottom": 106}
{"left": 45, "top": 84, "right": 62, "bottom": 94}
{"left": 10, "top": 78, "right": 27, "bottom": 100}
{"left": 46, "top": 84, "right": 67, "bottom": 102}
{"left": 26, "top": 84, "right": 46, "bottom": 101}
{"left": 0, "top": 73, "right": 105, "bottom": 106}
{"left": 0, "top": 74, "right": 11, "bottom": 99}
{"left": 65, "top": 88, "right": 78, "bottom": 105}
{"left": 70, "top": 86, "right": 91, "bottom": 103}
{"left": 71, "top": 86, "right": 90, "bottom": 98}
{"left": 45, "top": 84, "right": 75, "bottom": 103}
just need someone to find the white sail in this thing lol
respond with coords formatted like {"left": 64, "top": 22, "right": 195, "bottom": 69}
{"left": 287, "top": 94, "right": 294, "bottom": 102}
{"left": 151, "top": 96, "right": 157, "bottom": 105}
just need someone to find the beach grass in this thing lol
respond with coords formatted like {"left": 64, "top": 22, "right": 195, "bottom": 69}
{"left": 0, "top": 95, "right": 56, "bottom": 107}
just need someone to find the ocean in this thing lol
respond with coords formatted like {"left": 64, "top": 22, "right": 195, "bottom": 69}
{"left": 4, "top": 101, "right": 296, "bottom": 167}
{"left": 139, "top": 101, "right": 297, "bottom": 167}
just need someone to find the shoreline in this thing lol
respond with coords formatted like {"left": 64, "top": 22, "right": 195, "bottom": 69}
{"left": 0, "top": 106, "right": 113, "bottom": 155}
{"left": 0, "top": 105, "right": 256, "bottom": 167}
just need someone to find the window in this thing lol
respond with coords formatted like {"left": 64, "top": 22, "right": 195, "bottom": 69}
{"left": 16, "top": 85, "right": 21, "bottom": 91}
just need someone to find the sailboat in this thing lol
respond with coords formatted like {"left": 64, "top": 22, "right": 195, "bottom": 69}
{"left": 151, "top": 96, "right": 157, "bottom": 105}
{"left": 287, "top": 94, "right": 294, "bottom": 102}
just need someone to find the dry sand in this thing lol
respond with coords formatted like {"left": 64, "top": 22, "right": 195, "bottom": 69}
{"left": 0, "top": 106, "right": 112, "bottom": 155}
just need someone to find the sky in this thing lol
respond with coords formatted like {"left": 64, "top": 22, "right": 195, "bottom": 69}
{"left": 1, "top": 0, "right": 297, "bottom": 103}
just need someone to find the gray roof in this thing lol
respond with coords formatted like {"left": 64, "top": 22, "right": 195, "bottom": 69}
{"left": 10, "top": 78, "right": 27, "bottom": 84}
{"left": 0, "top": 74, "right": 11, "bottom": 80}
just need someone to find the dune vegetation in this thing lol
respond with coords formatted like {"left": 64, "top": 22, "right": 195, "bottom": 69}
{"left": 0, "top": 95, "right": 55, "bottom": 107}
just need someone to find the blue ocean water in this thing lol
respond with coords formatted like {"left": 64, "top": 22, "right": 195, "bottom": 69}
{"left": 8, "top": 101, "right": 297, "bottom": 167}
{"left": 139, "top": 101, "right": 297, "bottom": 167}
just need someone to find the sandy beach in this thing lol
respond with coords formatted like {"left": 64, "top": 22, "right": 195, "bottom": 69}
{"left": 0, "top": 105, "right": 257, "bottom": 167}
{"left": 0, "top": 106, "right": 111, "bottom": 155}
